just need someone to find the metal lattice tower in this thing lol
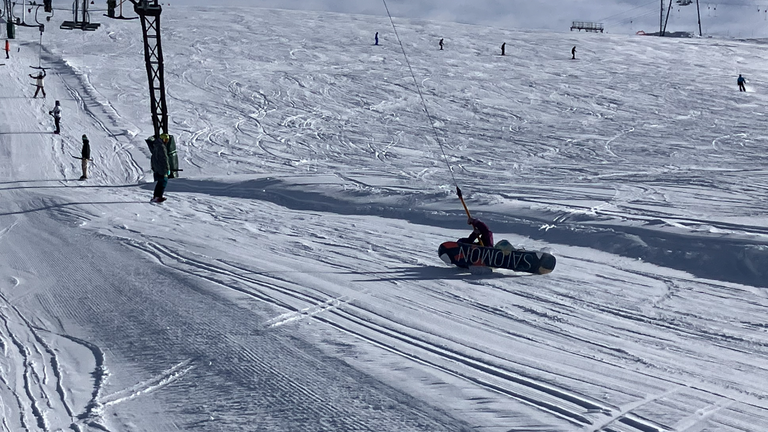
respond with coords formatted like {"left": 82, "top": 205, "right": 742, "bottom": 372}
{"left": 660, "top": 0, "right": 703, "bottom": 36}
{"left": 4, "top": 0, "right": 12, "bottom": 22}
{"left": 131, "top": 0, "right": 167, "bottom": 138}
{"left": 5, "top": 0, "right": 14, "bottom": 37}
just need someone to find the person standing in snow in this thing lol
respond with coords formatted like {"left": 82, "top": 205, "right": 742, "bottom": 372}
{"left": 439, "top": 38, "right": 444, "bottom": 50}
{"left": 571, "top": 46, "right": 576, "bottom": 59}
{"left": 375, "top": 32, "right": 379, "bottom": 46}
{"left": 79, "top": 134, "right": 90, "bottom": 180}
{"left": 501, "top": 42, "right": 506, "bottom": 56}
{"left": 150, "top": 134, "right": 170, "bottom": 202}
{"left": 458, "top": 217, "right": 494, "bottom": 247}
{"left": 4, "top": 40, "right": 9, "bottom": 60}
{"left": 29, "top": 69, "right": 46, "bottom": 98}
{"left": 48, "top": 100, "right": 61, "bottom": 134}
{"left": 738, "top": 74, "right": 746, "bottom": 92}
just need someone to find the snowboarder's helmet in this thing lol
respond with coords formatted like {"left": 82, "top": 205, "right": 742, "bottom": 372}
{"left": 160, "top": 133, "right": 169, "bottom": 142}
{"left": 82, "top": 134, "right": 87, "bottom": 140}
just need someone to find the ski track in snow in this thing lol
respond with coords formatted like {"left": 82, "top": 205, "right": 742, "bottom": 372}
{"left": 0, "top": 5, "right": 767, "bottom": 431}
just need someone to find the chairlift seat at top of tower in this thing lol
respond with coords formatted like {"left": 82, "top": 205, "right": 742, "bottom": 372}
{"left": 60, "top": 0, "right": 101, "bottom": 31}
{"left": 105, "top": 0, "right": 139, "bottom": 20}
{"left": 11, "top": 4, "right": 49, "bottom": 30}
{"left": 676, "top": 0, "right": 693, "bottom": 5}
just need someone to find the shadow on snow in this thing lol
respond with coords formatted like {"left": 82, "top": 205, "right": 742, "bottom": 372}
{"left": 162, "top": 177, "right": 768, "bottom": 288}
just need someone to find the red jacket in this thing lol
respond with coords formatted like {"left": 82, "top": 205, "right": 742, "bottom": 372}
{"left": 467, "top": 218, "right": 493, "bottom": 247}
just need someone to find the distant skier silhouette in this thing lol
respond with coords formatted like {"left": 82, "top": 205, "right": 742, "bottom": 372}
{"left": 571, "top": 46, "right": 576, "bottom": 59}
{"left": 79, "top": 134, "right": 90, "bottom": 180}
{"left": 439, "top": 38, "right": 444, "bottom": 50}
{"left": 738, "top": 74, "right": 746, "bottom": 92}
{"left": 501, "top": 42, "right": 505, "bottom": 56}
{"left": 375, "top": 32, "right": 379, "bottom": 46}
{"left": 48, "top": 100, "right": 61, "bottom": 134}
{"left": 4, "top": 39, "right": 9, "bottom": 59}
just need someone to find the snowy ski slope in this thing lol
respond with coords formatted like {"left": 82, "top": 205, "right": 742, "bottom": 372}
{"left": 0, "top": 5, "right": 767, "bottom": 431}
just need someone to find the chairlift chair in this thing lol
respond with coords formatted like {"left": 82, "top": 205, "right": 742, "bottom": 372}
{"left": 105, "top": 0, "right": 138, "bottom": 20}
{"left": 61, "top": 0, "right": 101, "bottom": 31}
{"left": 12, "top": 1, "right": 42, "bottom": 28}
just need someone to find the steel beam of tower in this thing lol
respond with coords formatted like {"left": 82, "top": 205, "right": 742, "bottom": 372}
{"left": 5, "top": 0, "right": 14, "bottom": 37}
{"left": 131, "top": 0, "right": 167, "bottom": 138}
{"left": 696, "top": 0, "right": 702, "bottom": 36}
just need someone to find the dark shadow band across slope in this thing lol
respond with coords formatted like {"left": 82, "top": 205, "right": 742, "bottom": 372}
{"left": 158, "top": 177, "right": 768, "bottom": 288}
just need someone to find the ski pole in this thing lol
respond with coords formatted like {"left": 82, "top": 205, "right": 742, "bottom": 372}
{"left": 456, "top": 186, "right": 484, "bottom": 246}
{"left": 456, "top": 186, "right": 472, "bottom": 219}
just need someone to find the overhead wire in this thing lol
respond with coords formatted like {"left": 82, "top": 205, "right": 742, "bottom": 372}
{"left": 598, "top": 0, "right": 658, "bottom": 23}
{"left": 380, "top": 0, "right": 460, "bottom": 190}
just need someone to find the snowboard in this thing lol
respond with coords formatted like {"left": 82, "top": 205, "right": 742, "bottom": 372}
{"left": 438, "top": 241, "right": 556, "bottom": 275}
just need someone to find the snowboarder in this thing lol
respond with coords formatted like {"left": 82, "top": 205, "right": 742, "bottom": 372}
{"left": 79, "top": 135, "right": 90, "bottom": 180}
{"left": 439, "top": 38, "right": 444, "bottom": 50}
{"left": 571, "top": 46, "right": 576, "bottom": 59}
{"left": 150, "top": 133, "right": 170, "bottom": 203}
{"left": 48, "top": 100, "right": 61, "bottom": 134}
{"left": 458, "top": 217, "right": 494, "bottom": 248}
{"left": 738, "top": 74, "right": 746, "bottom": 92}
{"left": 29, "top": 69, "right": 46, "bottom": 98}
{"left": 4, "top": 40, "right": 9, "bottom": 60}
{"left": 375, "top": 32, "right": 379, "bottom": 46}
{"left": 501, "top": 42, "right": 506, "bottom": 56}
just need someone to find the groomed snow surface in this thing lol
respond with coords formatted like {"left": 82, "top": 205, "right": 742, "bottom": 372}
{"left": 1, "top": 6, "right": 768, "bottom": 431}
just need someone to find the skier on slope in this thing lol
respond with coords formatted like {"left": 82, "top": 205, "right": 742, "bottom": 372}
{"left": 29, "top": 69, "right": 46, "bottom": 98}
{"left": 48, "top": 100, "right": 61, "bottom": 134}
{"left": 4, "top": 39, "right": 9, "bottom": 60}
{"left": 571, "top": 46, "right": 576, "bottom": 60}
{"left": 501, "top": 42, "right": 506, "bottom": 56}
{"left": 439, "top": 38, "right": 444, "bottom": 50}
{"left": 150, "top": 133, "right": 170, "bottom": 202}
{"left": 375, "top": 32, "right": 379, "bottom": 46}
{"left": 458, "top": 217, "right": 494, "bottom": 247}
{"left": 738, "top": 74, "right": 746, "bottom": 92}
{"left": 79, "top": 134, "right": 90, "bottom": 180}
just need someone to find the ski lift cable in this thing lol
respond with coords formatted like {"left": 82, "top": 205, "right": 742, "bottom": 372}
{"left": 37, "top": 27, "right": 43, "bottom": 69}
{"left": 605, "top": 8, "right": 660, "bottom": 26}
{"left": 597, "top": 0, "right": 658, "bottom": 23}
{"left": 602, "top": 5, "right": 661, "bottom": 27}
{"left": 380, "top": 0, "right": 460, "bottom": 191}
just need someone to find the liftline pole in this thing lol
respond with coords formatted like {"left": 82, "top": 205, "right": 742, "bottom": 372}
{"left": 131, "top": 0, "right": 168, "bottom": 138}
